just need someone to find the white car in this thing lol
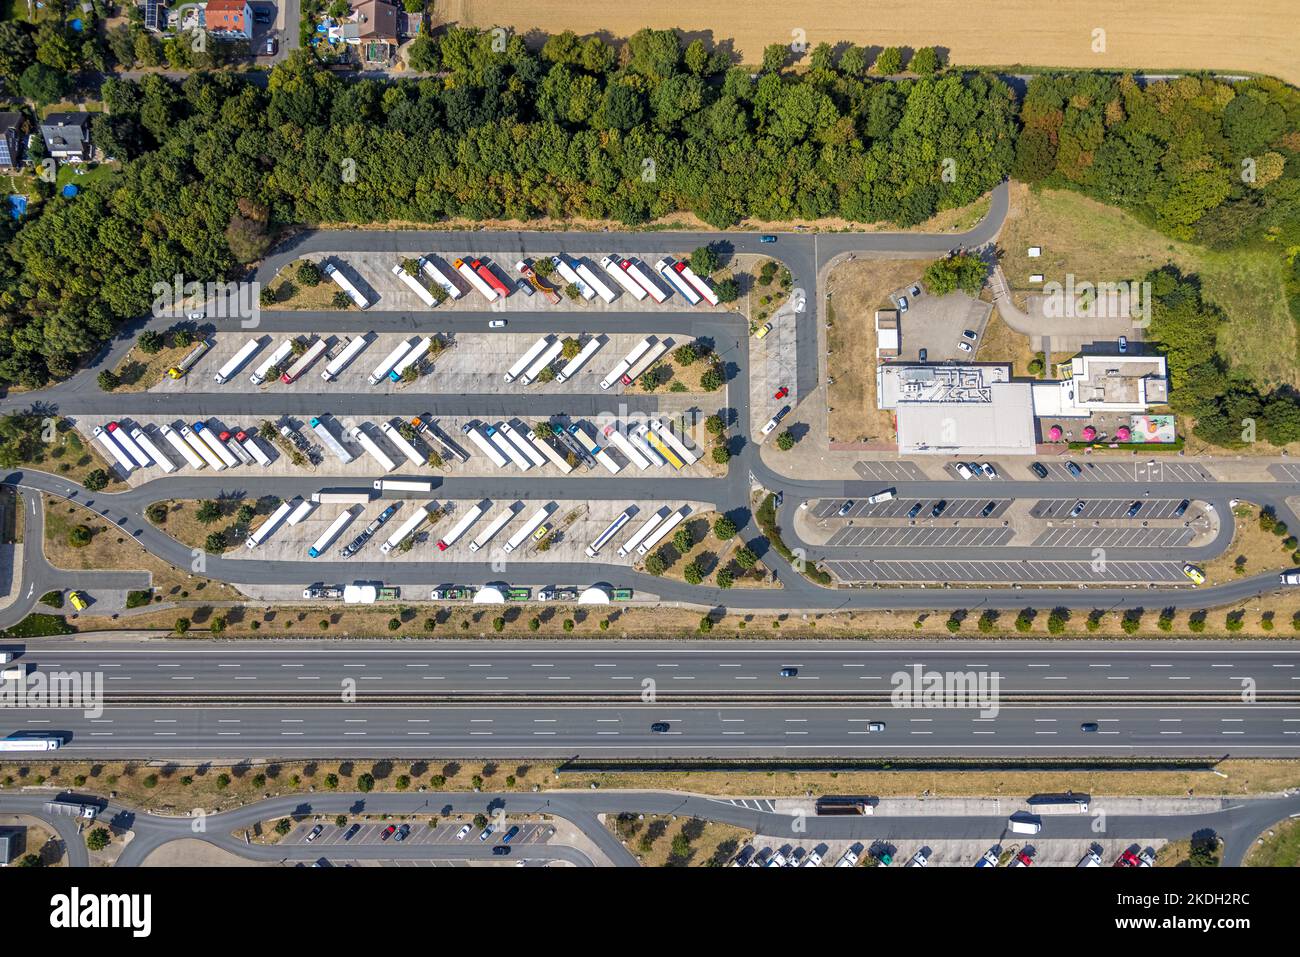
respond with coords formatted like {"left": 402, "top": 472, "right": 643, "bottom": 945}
{"left": 958, "top": 341, "right": 973, "bottom": 353}
{"left": 866, "top": 488, "right": 896, "bottom": 504}
{"left": 981, "top": 462, "right": 997, "bottom": 478}
{"left": 955, "top": 462, "right": 974, "bottom": 479}
{"left": 455, "top": 824, "right": 472, "bottom": 840}
{"left": 488, "top": 319, "right": 507, "bottom": 328}
{"left": 478, "top": 825, "right": 495, "bottom": 841}
{"left": 897, "top": 296, "right": 909, "bottom": 312}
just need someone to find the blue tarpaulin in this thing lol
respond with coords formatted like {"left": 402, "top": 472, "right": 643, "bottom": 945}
{"left": 8, "top": 195, "right": 27, "bottom": 220}
{"left": 62, "top": 184, "right": 80, "bottom": 198}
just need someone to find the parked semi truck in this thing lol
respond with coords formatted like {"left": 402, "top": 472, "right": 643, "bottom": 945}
{"left": 250, "top": 339, "right": 294, "bottom": 385}
{"left": 368, "top": 340, "right": 413, "bottom": 385}
{"left": 622, "top": 258, "right": 668, "bottom": 303}
{"left": 323, "top": 262, "right": 370, "bottom": 309}
{"left": 471, "top": 258, "right": 511, "bottom": 298}
{"left": 131, "top": 427, "right": 175, "bottom": 473}
{"left": 622, "top": 338, "right": 669, "bottom": 386}
{"left": 392, "top": 263, "right": 436, "bottom": 307}
{"left": 462, "top": 423, "right": 509, "bottom": 468}
{"left": 380, "top": 422, "right": 425, "bottom": 468}
{"left": 310, "top": 416, "right": 355, "bottom": 464}
{"left": 193, "top": 422, "right": 239, "bottom": 468}
{"left": 411, "top": 415, "right": 469, "bottom": 464}
{"left": 568, "top": 423, "right": 621, "bottom": 474}
{"left": 348, "top": 425, "right": 398, "bottom": 472}
{"left": 600, "top": 256, "right": 647, "bottom": 300}
{"left": 379, "top": 505, "right": 431, "bottom": 554}
{"left": 214, "top": 338, "right": 264, "bottom": 384}
{"left": 500, "top": 423, "right": 547, "bottom": 469}
{"left": 180, "top": 425, "right": 225, "bottom": 471}
{"left": 308, "top": 509, "right": 356, "bottom": 558}
{"left": 166, "top": 339, "right": 212, "bottom": 379}
{"left": 601, "top": 337, "right": 653, "bottom": 390}
{"left": 106, "top": 421, "right": 152, "bottom": 469}
{"left": 419, "top": 256, "right": 463, "bottom": 299}
{"left": 655, "top": 258, "right": 701, "bottom": 304}
{"left": 638, "top": 505, "right": 690, "bottom": 555}
{"left": 515, "top": 259, "right": 562, "bottom": 304}
{"left": 519, "top": 338, "right": 564, "bottom": 386}
{"left": 603, "top": 423, "right": 651, "bottom": 470}
{"left": 217, "top": 428, "right": 256, "bottom": 466}
{"left": 468, "top": 505, "right": 514, "bottom": 553}
{"left": 286, "top": 499, "right": 315, "bottom": 525}
{"left": 551, "top": 256, "right": 592, "bottom": 299}
{"left": 44, "top": 798, "right": 98, "bottom": 819}
{"left": 642, "top": 427, "right": 684, "bottom": 470}
{"left": 312, "top": 491, "right": 373, "bottom": 505}
{"left": 555, "top": 337, "right": 603, "bottom": 383}
{"left": 631, "top": 424, "right": 666, "bottom": 467}
{"left": 161, "top": 424, "right": 205, "bottom": 469}
{"left": 389, "top": 336, "right": 432, "bottom": 382}
{"left": 529, "top": 429, "right": 573, "bottom": 474}
{"left": 575, "top": 260, "right": 617, "bottom": 303}
{"left": 503, "top": 506, "right": 551, "bottom": 554}
{"left": 453, "top": 257, "right": 499, "bottom": 301}
{"left": 92, "top": 426, "right": 137, "bottom": 475}
{"left": 650, "top": 418, "right": 699, "bottom": 465}
{"left": 486, "top": 423, "right": 533, "bottom": 471}
{"left": 586, "top": 508, "right": 633, "bottom": 558}
{"left": 674, "top": 260, "right": 720, "bottom": 305}
{"left": 321, "top": 335, "right": 369, "bottom": 381}
{"left": 280, "top": 338, "right": 327, "bottom": 383}
{"left": 505, "top": 336, "right": 553, "bottom": 384}
{"left": 245, "top": 499, "right": 294, "bottom": 549}
{"left": 437, "top": 504, "right": 484, "bottom": 551}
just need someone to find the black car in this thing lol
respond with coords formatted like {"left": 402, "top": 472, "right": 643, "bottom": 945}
{"left": 980, "top": 501, "right": 996, "bottom": 517}
{"left": 907, "top": 502, "right": 923, "bottom": 519}
{"left": 931, "top": 500, "right": 947, "bottom": 517}
{"left": 1173, "top": 499, "right": 1190, "bottom": 517}
{"left": 650, "top": 722, "right": 670, "bottom": 733}
{"left": 343, "top": 823, "right": 361, "bottom": 841}
{"left": 394, "top": 823, "right": 410, "bottom": 842}
{"left": 837, "top": 501, "right": 854, "bottom": 517}
{"left": 918, "top": 348, "right": 928, "bottom": 362}
{"left": 779, "top": 667, "right": 798, "bottom": 678}
{"left": 1080, "top": 722, "right": 1099, "bottom": 733}
{"left": 1030, "top": 462, "right": 1049, "bottom": 479}
{"left": 1126, "top": 501, "right": 1142, "bottom": 518}
{"left": 492, "top": 845, "right": 512, "bottom": 856}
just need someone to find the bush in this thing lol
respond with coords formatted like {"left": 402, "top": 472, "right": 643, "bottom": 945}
{"left": 698, "top": 616, "right": 714, "bottom": 633}
{"left": 529, "top": 617, "right": 540, "bottom": 631}
{"left": 357, "top": 773, "right": 375, "bottom": 792}
{"left": 146, "top": 502, "right": 169, "bottom": 524}
{"left": 196, "top": 500, "right": 221, "bottom": 524}
{"left": 85, "top": 828, "right": 111, "bottom": 852}
{"left": 1047, "top": 608, "right": 1069, "bottom": 635}
{"left": 910, "top": 46, "right": 941, "bottom": 74}
{"left": 387, "top": 618, "right": 400, "bottom": 632}
{"left": 96, "top": 370, "right": 119, "bottom": 391}
{"left": 1225, "top": 612, "right": 1244, "bottom": 632}
{"left": 977, "top": 611, "right": 996, "bottom": 634}
{"left": 297, "top": 261, "right": 322, "bottom": 286}
{"left": 674, "top": 344, "right": 699, "bottom": 366}
{"left": 1014, "top": 609, "right": 1034, "bottom": 633}
{"left": 645, "top": 553, "right": 666, "bottom": 576}
{"left": 945, "top": 614, "right": 962, "bottom": 634}
{"left": 713, "top": 516, "right": 737, "bottom": 540}
{"left": 683, "top": 562, "right": 703, "bottom": 585}
{"left": 1157, "top": 610, "right": 1174, "bottom": 632}
{"left": 716, "top": 568, "right": 734, "bottom": 589}
{"left": 1086, "top": 611, "right": 1103, "bottom": 632}
{"left": 274, "top": 818, "right": 292, "bottom": 835}
{"left": 137, "top": 330, "right": 164, "bottom": 354}
{"left": 204, "top": 532, "right": 226, "bottom": 553}
{"left": 493, "top": 617, "right": 505, "bottom": 632}
{"left": 700, "top": 365, "right": 724, "bottom": 391}
{"left": 68, "top": 524, "right": 93, "bottom": 548}
{"left": 83, "top": 469, "right": 109, "bottom": 492}
{"left": 324, "top": 773, "right": 339, "bottom": 789}
{"left": 874, "top": 46, "right": 902, "bottom": 74}
{"left": 563, "top": 619, "right": 574, "bottom": 632}
{"left": 712, "top": 445, "right": 731, "bottom": 464}
{"left": 775, "top": 431, "right": 795, "bottom": 451}
{"left": 1188, "top": 612, "right": 1207, "bottom": 633}
{"left": 1121, "top": 610, "right": 1142, "bottom": 634}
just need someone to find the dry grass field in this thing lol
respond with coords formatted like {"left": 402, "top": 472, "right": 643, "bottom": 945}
{"left": 443, "top": 1, "right": 1300, "bottom": 86}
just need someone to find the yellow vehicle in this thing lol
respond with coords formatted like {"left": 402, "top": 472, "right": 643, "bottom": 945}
{"left": 1181, "top": 564, "right": 1205, "bottom": 585}
{"left": 68, "top": 591, "right": 88, "bottom": 611}
{"left": 754, "top": 323, "right": 773, "bottom": 340}
{"left": 532, "top": 523, "right": 551, "bottom": 542}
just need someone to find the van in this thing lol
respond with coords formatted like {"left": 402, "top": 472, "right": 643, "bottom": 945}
{"left": 1008, "top": 817, "right": 1041, "bottom": 835}
{"left": 954, "top": 463, "right": 973, "bottom": 480}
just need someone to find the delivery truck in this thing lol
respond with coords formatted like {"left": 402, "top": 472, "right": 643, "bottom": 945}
{"left": 392, "top": 262, "right": 436, "bottom": 307}
{"left": 505, "top": 336, "right": 552, "bottom": 384}
{"left": 323, "top": 261, "right": 369, "bottom": 309}
{"left": 622, "top": 258, "right": 668, "bottom": 303}
{"left": 310, "top": 416, "right": 355, "bottom": 464}
{"left": 280, "top": 338, "right": 327, "bottom": 383}
{"left": 130, "top": 427, "right": 175, "bottom": 473}
{"left": 348, "top": 425, "right": 398, "bottom": 472}
{"left": 307, "top": 509, "right": 356, "bottom": 557}
{"left": 420, "top": 256, "right": 464, "bottom": 299}
{"left": 321, "top": 335, "right": 369, "bottom": 381}
{"left": 213, "top": 337, "right": 264, "bottom": 384}
{"left": 555, "top": 337, "right": 603, "bottom": 383}
{"left": 437, "top": 503, "right": 484, "bottom": 551}
{"left": 586, "top": 508, "right": 633, "bottom": 557}
{"left": 245, "top": 499, "right": 294, "bottom": 549}
{"left": 379, "top": 505, "right": 431, "bottom": 554}
{"left": 161, "top": 424, "right": 205, "bottom": 470}
{"left": 468, "top": 505, "right": 513, "bottom": 553}
{"left": 502, "top": 505, "right": 550, "bottom": 554}
{"left": 166, "top": 339, "right": 211, "bottom": 379}
{"left": 250, "top": 339, "right": 294, "bottom": 385}
{"left": 600, "top": 256, "right": 647, "bottom": 300}
{"left": 368, "top": 340, "right": 413, "bottom": 385}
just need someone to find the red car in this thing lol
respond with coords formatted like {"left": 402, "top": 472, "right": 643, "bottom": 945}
{"left": 1114, "top": 849, "right": 1140, "bottom": 867}
{"left": 381, "top": 824, "right": 397, "bottom": 841}
{"left": 1014, "top": 851, "right": 1033, "bottom": 867}
{"left": 774, "top": 386, "right": 789, "bottom": 400}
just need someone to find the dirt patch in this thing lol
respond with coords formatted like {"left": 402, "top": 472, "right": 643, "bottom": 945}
{"left": 1244, "top": 816, "right": 1300, "bottom": 867}
{"left": 1203, "top": 502, "right": 1294, "bottom": 584}
{"left": 109, "top": 341, "right": 196, "bottom": 393}
{"left": 978, "top": 310, "right": 1038, "bottom": 378}
{"left": 609, "top": 813, "right": 749, "bottom": 867}
{"left": 826, "top": 259, "right": 929, "bottom": 443}
{"left": 266, "top": 264, "right": 358, "bottom": 311}
{"left": 141, "top": 838, "right": 272, "bottom": 867}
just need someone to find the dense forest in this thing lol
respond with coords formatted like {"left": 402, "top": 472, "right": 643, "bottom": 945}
{"left": 0, "top": 27, "right": 1016, "bottom": 385}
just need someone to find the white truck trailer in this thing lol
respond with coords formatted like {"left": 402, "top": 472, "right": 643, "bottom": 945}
{"left": 518, "top": 338, "right": 564, "bottom": 386}
{"left": 368, "top": 340, "right": 413, "bottom": 385}
{"left": 349, "top": 425, "right": 397, "bottom": 472}
{"left": 674, "top": 260, "right": 720, "bottom": 305}
{"left": 454, "top": 257, "right": 500, "bottom": 301}
{"left": 600, "top": 256, "right": 647, "bottom": 300}
{"left": 502, "top": 505, "right": 550, "bottom": 554}
{"left": 500, "top": 423, "right": 547, "bottom": 468}
{"left": 575, "top": 261, "right": 617, "bottom": 303}
{"left": 245, "top": 499, "right": 294, "bottom": 549}
{"left": 487, "top": 424, "right": 532, "bottom": 471}
{"left": 462, "top": 424, "right": 509, "bottom": 468}
{"left": 107, "top": 421, "right": 152, "bottom": 468}
{"left": 310, "top": 416, "right": 355, "bottom": 464}
{"left": 601, "top": 337, "right": 653, "bottom": 390}
{"left": 380, "top": 422, "right": 426, "bottom": 468}
{"left": 419, "top": 257, "right": 463, "bottom": 299}
{"left": 194, "top": 422, "right": 239, "bottom": 468}
{"left": 130, "top": 427, "right": 175, "bottom": 473}
{"left": 307, "top": 509, "right": 356, "bottom": 558}
{"left": 655, "top": 257, "right": 702, "bottom": 304}
{"left": 621, "top": 339, "right": 669, "bottom": 386}
{"left": 250, "top": 339, "right": 294, "bottom": 385}
{"left": 392, "top": 263, "right": 436, "bottom": 306}
{"left": 280, "top": 338, "right": 328, "bottom": 383}
{"left": 437, "top": 504, "right": 484, "bottom": 551}
{"left": 468, "top": 505, "right": 513, "bottom": 553}
{"left": 160, "top": 424, "right": 205, "bottom": 470}
{"left": 551, "top": 256, "right": 593, "bottom": 299}
{"left": 213, "top": 338, "right": 264, "bottom": 384}
{"left": 285, "top": 498, "right": 314, "bottom": 525}
{"left": 650, "top": 418, "right": 699, "bottom": 465}
{"left": 379, "top": 506, "right": 431, "bottom": 554}
{"left": 638, "top": 506, "right": 690, "bottom": 555}
{"left": 505, "top": 336, "right": 552, "bottom": 384}
{"left": 374, "top": 479, "right": 434, "bottom": 493}
{"left": 321, "top": 335, "right": 370, "bottom": 381}
{"left": 555, "top": 337, "right": 603, "bottom": 383}
{"left": 603, "top": 424, "right": 651, "bottom": 470}
{"left": 622, "top": 258, "right": 668, "bottom": 303}
{"left": 92, "top": 426, "right": 137, "bottom": 475}
{"left": 586, "top": 508, "right": 633, "bottom": 557}
{"left": 529, "top": 430, "right": 574, "bottom": 474}
{"left": 324, "top": 262, "right": 370, "bottom": 309}
{"left": 388, "top": 336, "right": 432, "bottom": 382}
{"left": 619, "top": 509, "right": 667, "bottom": 557}
{"left": 180, "top": 425, "right": 225, "bottom": 471}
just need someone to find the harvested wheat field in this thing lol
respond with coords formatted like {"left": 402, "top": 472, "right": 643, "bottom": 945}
{"left": 442, "top": 1, "right": 1300, "bottom": 86}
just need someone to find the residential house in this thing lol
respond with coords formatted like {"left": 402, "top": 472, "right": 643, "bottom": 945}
{"left": 343, "top": 0, "right": 398, "bottom": 45}
{"left": 0, "top": 113, "right": 27, "bottom": 170}
{"left": 39, "top": 113, "right": 93, "bottom": 163}
{"left": 203, "top": 0, "right": 252, "bottom": 39}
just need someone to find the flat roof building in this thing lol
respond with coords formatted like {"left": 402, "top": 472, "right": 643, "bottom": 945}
{"left": 895, "top": 382, "right": 1038, "bottom": 456}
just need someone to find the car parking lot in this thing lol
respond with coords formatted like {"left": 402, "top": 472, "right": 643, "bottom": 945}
{"left": 852, "top": 461, "right": 927, "bottom": 483}
{"left": 285, "top": 818, "right": 553, "bottom": 850}
{"left": 1033, "top": 460, "right": 1211, "bottom": 483}
{"left": 825, "top": 558, "right": 1189, "bottom": 584}
{"left": 827, "top": 526, "right": 1014, "bottom": 548}
{"left": 1028, "top": 497, "right": 1196, "bottom": 521}
{"left": 812, "top": 498, "right": 1012, "bottom": 520}
{"left": 1028, "top": 526, "right": 1195, "bottom": 548}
